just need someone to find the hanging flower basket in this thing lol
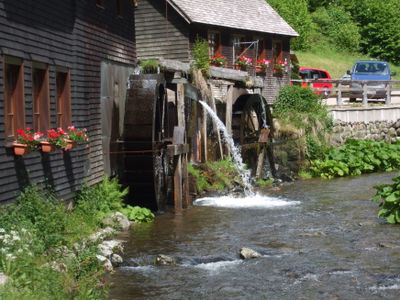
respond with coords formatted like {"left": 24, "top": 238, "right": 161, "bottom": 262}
{"left": 63, "top": 139, "right": 77, "bottom": 151}
{"left": 13, "top": 143, "right": 30, "bottom": 156}
{"left": 40, "top": 141, "right": 56, "bottom": 153}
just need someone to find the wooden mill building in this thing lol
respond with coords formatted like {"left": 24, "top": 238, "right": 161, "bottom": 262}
{"left": 0, "top": 0, "right": 297, "bottom": 211}
{"left": 0, "top": 0, "right": 136, "bottom": 203}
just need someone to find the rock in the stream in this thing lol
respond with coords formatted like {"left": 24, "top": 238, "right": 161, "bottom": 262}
{"left": 155, "top": 254, "right": 176, "bottom": 266}
{"left": 239, "top": 247, "right": 262, "bottom": 259}
{"left": 96, "top": 255, "right": 113, "bottom": 272}
{"left": 111, "top": 253, "right": 124, "bottom": 267}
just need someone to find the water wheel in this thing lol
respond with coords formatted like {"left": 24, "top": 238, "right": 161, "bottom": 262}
{"left": 123, "top": 74, "right": 174, "bottom": 211}
{"left": 232, "top": 94, "right": 275, "bottom": 177}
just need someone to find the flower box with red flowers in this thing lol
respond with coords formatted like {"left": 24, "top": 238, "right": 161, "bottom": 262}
{"left": 13, "top": 128, "right": 43, "bottom": 156}
{"left": 210, "top": 54, "right": 227, "bottom": 67}
{"left": 41, "top": 128, "right": 67, "bottom": 152}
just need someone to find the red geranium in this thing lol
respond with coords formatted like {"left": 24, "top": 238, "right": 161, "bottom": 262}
{"left": 46, "top": 128, "right": 67, "bottom": 148}
{"left": 67, "top": 125, "right": 89, "bottom": 143}
{"left": 16, "top": 128, "right": 43, "bottom": 149}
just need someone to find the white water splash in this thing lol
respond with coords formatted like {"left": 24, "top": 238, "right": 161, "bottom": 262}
{"left": 194, "top": 260, "right": 242, "bottom": 274}
{"left": 199, "top": 101, "right": 254, "bottom": 195}
{"left": 194, "top": 194, "right": 300, "bottom": 209}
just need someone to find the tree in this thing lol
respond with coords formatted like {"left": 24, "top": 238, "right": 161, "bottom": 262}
{"left": 267, "top": 0, "right": 313, "bottom": 50}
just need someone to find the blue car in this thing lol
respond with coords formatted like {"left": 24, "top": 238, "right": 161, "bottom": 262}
{"left": 347, "top": 60, "right": 394, "bottom": 101}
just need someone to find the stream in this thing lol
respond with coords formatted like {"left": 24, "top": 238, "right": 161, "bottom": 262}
{"left": 109, "top": 172, "right": 400, "bottom": 299}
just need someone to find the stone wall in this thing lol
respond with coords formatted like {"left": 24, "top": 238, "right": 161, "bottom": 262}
{"left": 331, "top": 120, "right": 400, "bottom": 145}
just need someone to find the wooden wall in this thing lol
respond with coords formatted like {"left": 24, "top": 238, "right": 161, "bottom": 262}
{"left": 0, "top": 0, "right": 136, "bottom": 203}
{"left": 135, "top": 0, "right": 190, "bottom": 62}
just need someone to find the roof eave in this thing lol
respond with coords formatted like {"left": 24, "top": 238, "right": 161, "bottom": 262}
{"left": 167, "top": 0, "right": 192, "bottom": 24}
{"left": 191, "top": 21, "right": 299, "bottom": 37}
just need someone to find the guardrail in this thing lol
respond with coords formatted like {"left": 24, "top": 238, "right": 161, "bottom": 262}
{"left": 291, "top": 79, "right": 400, "bottom": 106}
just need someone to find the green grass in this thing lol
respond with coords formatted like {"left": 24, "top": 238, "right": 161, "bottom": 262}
{"left": 296, "top": 45, "right": 400, "bottom": 80}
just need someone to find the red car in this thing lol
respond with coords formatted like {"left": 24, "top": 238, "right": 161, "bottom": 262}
{"left": 299, "top": 67, "right": 333, "bottom": 97}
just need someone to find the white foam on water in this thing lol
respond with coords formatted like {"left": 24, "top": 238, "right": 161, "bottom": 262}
{"left": 195, "top": 260, "right": 241, "bottom": 273}
{"left": 194, "top": 194, "right": 300, "bottom": 209}
{"left": 369, "top": 284, "right": 400, "bottom": 291}
{"left": 120, "top": 265, "right": 155, "bottom": 272}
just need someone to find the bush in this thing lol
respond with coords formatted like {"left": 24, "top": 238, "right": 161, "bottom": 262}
{"left": 0, "top": 186, "right": 68, "bottom": 249}
{"left": 188, "top": 160, "right": 241, "bottom": 193}
{"left": 140, "top": 59, "right": 159, "bottom": 74}
{"left": 0, "top": 177, "right": 131, "bottom": 299}
{"left": 192, "top": 37, "right": 210, "bottom": 73}
{"left": 273, "top": 85, "right": 332, "bottom": 132}
{"left": 373, "top": 174, "right": 400, "bottom": 224}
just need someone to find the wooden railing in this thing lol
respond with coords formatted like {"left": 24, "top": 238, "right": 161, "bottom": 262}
{"left": 291, "top": 79, "right": 400, "bottom": 106}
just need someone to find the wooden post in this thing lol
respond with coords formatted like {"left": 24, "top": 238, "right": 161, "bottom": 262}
{"left": 176, "top": 83, "right": 185, "bottom": 127}
{"left": 256, "top": 146, "right": 266, "bottom": 179}
{"left": 386, "top": 82, "right": 392, "bottom": 105}
{"left": 173, "top": 155, "right": 183, "bottom": 215}
{"left": 256, "top": 128, "right": 270, "bottom": 179}
{"left": 336, "top": 82, "right": 342, "bottom": 106}
{"left": 362, "top": 82, "right": 368, "bottom": 106}
{"left": 201, "top": 105, "right": 207, "bottom": 162}
{"left": 225, "top": 85, "right": 233, "bottom": 135}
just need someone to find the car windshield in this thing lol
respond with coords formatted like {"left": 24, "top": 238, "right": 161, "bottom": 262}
{"left": 354, "top": 62, "right": 389, "bottom": 75}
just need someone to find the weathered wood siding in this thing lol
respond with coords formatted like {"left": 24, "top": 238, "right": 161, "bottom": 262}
{"left": 0, "top": 0, "right": 136, "bottom": 203}
{"left": 135, "top": 0, "right": 189, "bottom": 62}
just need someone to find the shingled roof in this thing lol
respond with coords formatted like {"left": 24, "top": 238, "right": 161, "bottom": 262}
{"left": 167, "top": 0, "right": 298, "bottom": 37}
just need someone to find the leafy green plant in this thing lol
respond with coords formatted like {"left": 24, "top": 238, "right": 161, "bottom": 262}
{"left": 373, "top": 174, "right": 400, "bottom": 224}
{"left": 76, "top": 177, "right": 128, "bottom": 224}
{"left": 192, "top": 37, "right": 210, "bottom": 74}
{"left": 188, "top": 163, "right": 210, "bottom": 193}
{"left": 140, "top": 59, "right": 160, "bottom": 74}
{"left": 309, "top": 139, "right": 400, "bottom": 179}
{"left": 255, "top": 179, "right": 273, "bottom": 187}
{"left": 121, "top": 205, "right": 155, "bottom": 223}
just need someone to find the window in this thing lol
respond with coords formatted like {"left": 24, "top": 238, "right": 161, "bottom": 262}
{"left": 116, "top": 0, "right": 123, "bottom": 16}
{"left": 257, "top": 38, "right": 266, "bottom": 60}
{"left": 32, "top": 63, "right": 50, "bottom": 133}
{"left": 272, "top": 40, "right": 283, "bottom": 63}
{"left": 232, "top": 35, "right": 245, "bottom": 60}
{"left": 4, "top": 56, "right": 25, "bottom": 140}
{"left": 56, "top": 69, "right": 71, "bottom": 129}
{"left": 208, "top": 31, "right": 221, "bottom": 57}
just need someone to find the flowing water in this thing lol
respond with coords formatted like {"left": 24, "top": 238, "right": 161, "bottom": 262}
{"left": 109, "top": 172, "right": 400, "bottom": 299}
{"left": 198, "top": 100, "right": 254, "bottom": 195}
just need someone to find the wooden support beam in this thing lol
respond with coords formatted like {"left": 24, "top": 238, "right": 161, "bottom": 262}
{"left": 173, "top": 156, "right": 183, "bottom": 215}
{"left": 167, "top": 144, "right": 189, "bottom": 156}
{"left": 176, "top": 83, "right": 185, "bottom": 128}
{"left": 256, "top": 146, "right": 266, "bottom": 179}
{"left": 225, "top": 85, "right": 233, "bottom": 135}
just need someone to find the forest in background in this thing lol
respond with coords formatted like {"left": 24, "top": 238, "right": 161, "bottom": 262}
{"left": 268, "top": 0, "right": 400, "bottom": 65}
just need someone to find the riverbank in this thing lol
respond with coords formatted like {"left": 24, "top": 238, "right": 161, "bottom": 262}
{"left": 0, "top": 178, "right": 143, "bottom": 299}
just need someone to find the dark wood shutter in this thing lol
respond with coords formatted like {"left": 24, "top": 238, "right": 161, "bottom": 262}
{"left": 32, "top": 66, "right": 50, "bottom": 133}
{"left": 4, "top": 58, "right": 24, "bottom": 139}
{"left": 56, "top": 70, "right": 71, "bottom": 129}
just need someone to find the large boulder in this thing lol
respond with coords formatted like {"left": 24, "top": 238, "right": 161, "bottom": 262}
{"left": 102, "top": 212, "right": 131, "bottom": 231}
{"left": 239, "top": 247, "right": 262, "bottom": 259}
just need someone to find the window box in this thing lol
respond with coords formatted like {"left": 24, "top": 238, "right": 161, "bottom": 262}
{"left": 63, "top": 139, "right": 77, "bottom": 151}
{"left": 40, "top": 141, "right": 56, "bottom": 153}
{"left": 12, "top": 143, "right": 30, "bottom": 156}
